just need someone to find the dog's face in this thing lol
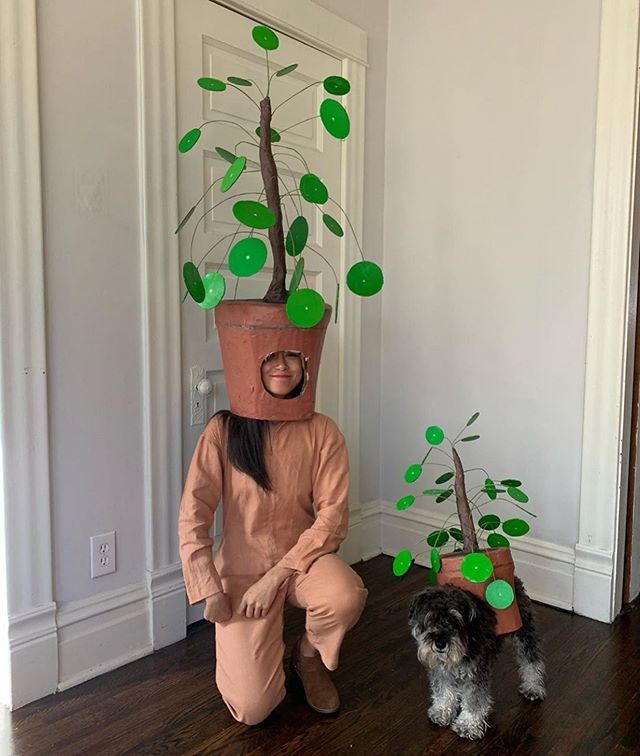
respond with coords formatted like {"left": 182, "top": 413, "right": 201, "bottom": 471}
{"left": 408, "top": 586, "right": 476, "bottom": 669}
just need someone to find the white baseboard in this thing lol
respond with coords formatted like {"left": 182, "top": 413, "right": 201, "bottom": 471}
{"left": 573, "top": 544, "right": 615, "bottom": 622}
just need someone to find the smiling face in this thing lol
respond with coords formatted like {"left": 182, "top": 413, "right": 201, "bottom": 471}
{"left": 260, "top": 350, "right": 306, "bottom": 398}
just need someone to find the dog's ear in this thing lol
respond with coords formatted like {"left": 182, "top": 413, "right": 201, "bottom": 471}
{"left": 461, "top": 591, "right": 477, "bottom": 624}
{"left": 408, "top": 588, "right": 434, "bottom": 626}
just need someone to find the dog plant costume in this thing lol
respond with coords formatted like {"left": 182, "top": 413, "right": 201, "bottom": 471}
{"left": 178, "top": 301, "right": 367, "bottom": 725}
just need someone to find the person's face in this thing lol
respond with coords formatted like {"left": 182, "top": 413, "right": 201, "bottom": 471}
{"left": 261, "top": 350, "right": 304, "bottom": 398}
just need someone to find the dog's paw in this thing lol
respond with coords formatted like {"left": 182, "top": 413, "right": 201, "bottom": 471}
{"left": 519, "top": 681, "right": 546, "bottom": 701}
{"left": 428, "top": 703, "right": 456, "bottom": 727}
{"left": 451, "top": 711, "right": 488, "bottom": 740}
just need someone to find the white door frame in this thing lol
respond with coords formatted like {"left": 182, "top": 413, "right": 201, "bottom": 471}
{"left": 137, "top": 0, "right": 369, "bottom": 644}
{"left": 575, "top": 0, "right": 640, "bottom": 622}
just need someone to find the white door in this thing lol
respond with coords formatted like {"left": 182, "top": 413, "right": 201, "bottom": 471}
{"left": 176, "top": 0, "right": 345, "bottom": 624}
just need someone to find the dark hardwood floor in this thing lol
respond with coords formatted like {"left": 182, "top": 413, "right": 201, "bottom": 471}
{"left": 5, "top": 556, "right": 640, "bottom": 755}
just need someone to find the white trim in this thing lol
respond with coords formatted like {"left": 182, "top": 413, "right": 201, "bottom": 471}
{"left": 576, "top": 0, "right": 640, "bottom": 622}
{"left": 0, "top": 0, "right": 58, "bottom": 709}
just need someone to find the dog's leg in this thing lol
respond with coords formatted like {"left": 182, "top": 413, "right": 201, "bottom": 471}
{"left": 511, "top": 576, "right": 546, "bottom": 701}
{"left": 451, "top": 669, "right": 493, "bottom": 740}
{"left": 427, "top": 667, "right": 459, "bottom": 726}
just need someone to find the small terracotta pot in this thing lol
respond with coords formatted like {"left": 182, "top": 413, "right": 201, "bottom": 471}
{"left": 214, "top": 299, "right": 332, "bottom": 421}
{"left": 436, "top": 547, "right": 522, "bottom": 635}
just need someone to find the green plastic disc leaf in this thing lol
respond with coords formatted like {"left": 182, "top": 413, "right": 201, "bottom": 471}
{"left": 460, "top": 435, "right": 480, "bottom": 442}
{"left": 229, "top": 237, "right": 268, "bottom": 277}
{"left": 393, "top": 549, "right": 413, "bottom": 577}
{"left": 435, "top": 471, "right": 454, "bottom": 485}
{"left": 285, "top": 216, "right": 309, "bottom": 256}
{"left": 426, "top": 568, "right": 438, "bottom": 585}
{"left": 425, "top": 426, "right": 445, "bottom": 445}
{"left": 322, "top": 213, "right": 344, "bottom": 237}
{"left": 227, "top": 76, "right": 252, "bottom": 86}
{"left": 487, "top": 532, "right": 510, "bottom": 548}
{"left": 460, "top": 552, "right": 494, "bottom": 583}
{"left": 466, "top": 411, "right": 480, "bottom": 426}
{"left": 485, "top": 579, "right": 515, "bottom": 609}
{"left": 221, "top": 156, "right": 246, "bottom": 193}
{"left": 324, "top": 75, "right": 351, "bottom": 95}
{"left": 232, "top": 200, "right": 276, "bottom": 229}
{"left": 197, "top": 272, "right": 226, "bottom": 309}
{"left": 183, "top": 261, "right": 205, "bottom": 303}
{"left": 175, "top": 205, "right": 196, "bottom": 234}
{"left": 252, "top": 25, "right": 279, "bottom": 50}
{"left": 431, "top": 548, "right": 442, "bottom": 573}
{"left": 404, "top": 464, "right": 422, "bottom": 483}
{"left": 426, "top": 530, "right": 449, "bottom": 548}
{"left": 286, "top": 288, "right": 326, "bottom": 328}
{"left": 320, "top": 98, "right": 350, "bottom": 139}
{"left": 276, "top": 63, "right": 298, "bottom": 77}
{"left": 436, "top": 489, "right": 453, "bottom": 503}
{"left": 422, "top": 488, "right": 449, "bottom": 496}
{"left": 478, "top": 514, "right": 501, "bottom": 531}
{"left": 484, "top": 478, "right": 497, "bottom": 500}
{"left": 215, "top": 147, "right": 236, "bottom": 164}
{"left": 197, "top": 77, "right": 226, "bottom": 91}
{"left": 396, "top": 495, "right": 415, "bottom": 511}
{"left": 289, "top": 256, "right": 304, "bottom": 292}
{"left": 449, "top": 527, "right": 464, "bottom": 542}
{"left": 255, "top": 126, "right": 281, "bottom": 143}
{"left": 346, "top": 261, "right": 384, "bottom": 296}
{"left": 502, "top": 518, "right": 530, "bottom": 537}
{"left": 178, "top": 128, "right": 201, "bottom": 153}
{"left": 507, "top": 486, "right": 529, "bottom": 503}
{"left": 501, "top": 479, "right": 522, "bottom": 488}
{"left": 300, "top": 173, "right": 329, "bottom": 204}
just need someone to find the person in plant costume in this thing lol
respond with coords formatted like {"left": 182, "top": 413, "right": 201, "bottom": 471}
{"left": 177, "top": 24, "right": 379, "bottom": 725}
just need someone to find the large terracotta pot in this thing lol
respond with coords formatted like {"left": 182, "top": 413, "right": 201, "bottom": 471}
{"left": 214, "top": 299, "right": 332, "bottom": 421}
{"left": 436, "top": 547, "right": 522, "bottom": 635}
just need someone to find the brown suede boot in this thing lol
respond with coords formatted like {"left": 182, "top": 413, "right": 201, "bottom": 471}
{"left": 290, "top": 635, "right": 340, "bottom": 714}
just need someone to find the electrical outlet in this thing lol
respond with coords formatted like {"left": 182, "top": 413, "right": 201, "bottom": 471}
{"left": 90, "top": 531, "right": 116, "bottom": 578}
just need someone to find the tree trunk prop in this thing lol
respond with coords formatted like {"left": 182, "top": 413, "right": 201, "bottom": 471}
{"left": 452, "top": 447, "right": 478, "bottom": 552}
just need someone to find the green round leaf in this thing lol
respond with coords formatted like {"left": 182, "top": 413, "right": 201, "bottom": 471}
{"left": 436, "top": 489, "right": 453, "bottom": 503}
{"left": 300, "top": 173, "right": 329, "bottom": 204}
{"left": 286, "top": 288, "right": 326, "bottom": 328}
{"left": 393, "top": 549, "right": 413, "bottom": 577}
{"left": 322, "top": 213, "right": 344, "bottom": 237}
{"left": 197, "top": 272, "right": 226, "bottom": 309}
{"left": 478, "top": 514, "right": 501, "bottom": 531}
{"left": 460, "top": 552, "right": 494, "bottom": 583}
{"left": 502, "top": 518, "right": 530, "bottom": 537}
{"left": 178, "top": 128, "right": 201, "bottom": 153}
{"left": 221, "top": 156, "right": 246, "bottom": 193}
{"left": 426, "top": 530, "right": 449, "bottom": 548}
{"left": 320, "top": 98, "right": 350, "bottom": 139}
{"left": 507, "top": 487, "right": 529, "bottom": 503}
{"left": 485, "top": 579, "right": 515, "bottom": 609}
{"left": 501, "top": 479, "right": 522, "bottom": 488}
{"left": 346, "top": 261, "right": 384, "bottom": 296}
{"left": 484, "top": 478, "right": 497, "bottom": 501}
{"left": 460, "top": 435, "right": 480, "bottom": 442}
{"left": 232, "top": 200, "right": 276, "bottom": 229}
{"left": 435, "top": 471, "right": 454, "bottom": 485}
{"left": 252, "top": 25, "right": 279, "bottom": 50}
{"left": 183, "top": 261, "right": 205, "bottom": 303}
{"left": 197, "top": 77, "right": 226, "bottom": 91}
{"left": 431, "top": 548, "right": 442, "bottom": 573}
{"left": 285, "top": 216, "right": 309, "bottom": 256}
{"left": 449, "top": 527, "right": 464, "bottom": 542}
{"left": 426, "top": 568, "right": 438, "bottom": 585}
{"left": 396, "top": 495, "right": 415, "bottom": 511}
{"left": 289, "top": 256, "right": 304, "bottom": 292}
{"left": 227, "top": 76, "right": 253, "bottom": 86}
{"left": 215, "top": 147, "right": 237, "bottom": 164}
{"left": 175, "top": 205, "right": 196, "bottom": 234}
{"left": 487, "top": 532, "right": 510, "bottom": 548}
{"left": 425, "top": 426, "right": 445, "bottom": 445}
{"left": 324, "top": 75, "right": 351, "bottom": 95}
{"left": 229, "top": 237, "right": 268, "bottom": 277}
{"left": 422, "top": 488, "right": 449, "bottom": 496}
{"left": 255, "top": 126, "right": 281, "bottom": 143}
{"left": 404, "top": 464, "right": 422, "bottom": 483}
{"left": 466, "top": 411, "right": 480, "bottom": 426}
{"left": 276, "top": 63, "right": 298, "bottom": 77}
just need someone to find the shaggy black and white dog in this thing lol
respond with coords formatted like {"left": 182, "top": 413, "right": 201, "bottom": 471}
{"left": 408, "top": 577, "right": 545, "bottom": 740}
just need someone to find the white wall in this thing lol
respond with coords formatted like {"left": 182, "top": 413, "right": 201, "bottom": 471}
{"left": 382, "top": 0, "right": 602, "bottom": 549}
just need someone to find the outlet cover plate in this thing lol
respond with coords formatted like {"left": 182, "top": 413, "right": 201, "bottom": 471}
{"left": 90, "top": 531, "right": 116, "bottom": 578}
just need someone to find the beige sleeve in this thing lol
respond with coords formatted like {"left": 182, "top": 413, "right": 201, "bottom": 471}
{"left": 178, "top": 419, "right": 225, "bottom": 604}
{"left": 276, "top": 416, "right": 350, "bottom": 573}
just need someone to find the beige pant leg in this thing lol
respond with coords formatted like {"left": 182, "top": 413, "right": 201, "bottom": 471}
{"left": 287, "top": 553, "right": 368, "bottom": 671}
{"left": 215, "top": 576, "right": 288, "bottom": 726}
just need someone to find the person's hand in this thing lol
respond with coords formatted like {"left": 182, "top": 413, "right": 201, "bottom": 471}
{"left": 203, "top": 592, "right": 232, "bottom": 623}
{"left": 238, "top": 566, "right": 294, "bottom": 619}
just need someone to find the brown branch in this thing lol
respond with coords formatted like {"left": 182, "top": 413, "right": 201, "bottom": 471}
{"left": 452, "top": 447, "right": 479, "bottom": 553}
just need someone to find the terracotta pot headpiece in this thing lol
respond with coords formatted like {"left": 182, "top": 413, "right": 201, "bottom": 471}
{"left": 214, "top": 300, "right": 332, "bottom": 421}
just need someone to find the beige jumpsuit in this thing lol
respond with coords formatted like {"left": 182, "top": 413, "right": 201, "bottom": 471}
{"left": 178, "top": 411, "right": 368, "bottom": 725}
